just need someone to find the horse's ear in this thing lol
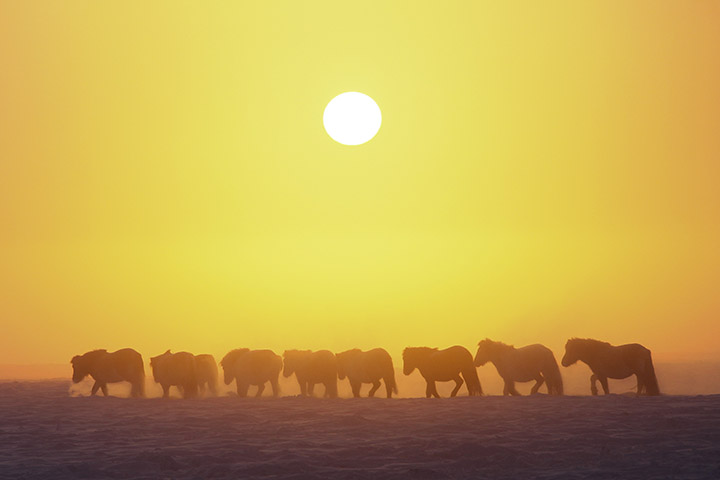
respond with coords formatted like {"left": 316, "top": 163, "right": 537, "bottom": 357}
{"left": 164, "top": 349, "right": 171, "bottom": 354}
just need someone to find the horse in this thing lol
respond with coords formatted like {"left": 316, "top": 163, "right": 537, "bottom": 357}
{"left": 71, "top": 348, "right": 145, "bottom": 397}
{"left": 194, "top": 354, "right": 219, "bottom": 396}
{"left": 474, "top": 339, "right": 563, "bottom": 396}
{"left": 150, "top": 350, "right": 199, "bottom": 398}
{"left": 283, "top": 350, "right": 338, "bottom": 398}
{"left": 403, "top": 346, "right": 483, "bottom": 398}
{"left": 336, "top": 348, "right": 398, "bottom": 398}
{"left": 561, "top": 338, "right": 660, "bottom": 396}
{"left": 220, "top": 349, "right": 282, "bottom": 397}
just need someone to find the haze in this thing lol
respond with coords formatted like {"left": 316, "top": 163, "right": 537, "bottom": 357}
{"left": 1, "top": 1, "right": 720, "bottom": 374}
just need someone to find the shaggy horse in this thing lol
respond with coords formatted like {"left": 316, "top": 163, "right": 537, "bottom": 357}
{"left": 150, "top": 350, "right": 199, "bottom": 399}
{"left": 71, "top": 348, "right": 145, "bottom": 397}
{"left": 283, "top": 350, "right": 338, "bottom": 398}
{"left": 220, "top": 349, "right": 282, "bottom": 397}
{"left": 336, "top": 348, "right": 398, "bottom": 398}
{"left": 194, "top": 354, "right": 219, "bottom": 396}
{"left": 474, "top": 339, "right": 563, "bottom": 396}
{"left": 561, "top": 338, "right": 660, "bottom": 396}
{"left": 403, "top": 346, "right": 483, "bottom": 398}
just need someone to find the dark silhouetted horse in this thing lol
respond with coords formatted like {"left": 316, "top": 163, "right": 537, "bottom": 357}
{"left": 194, "top": 354, "right": 219, "bottom": 396}
{"left": 403, "top": 346, "right": 482, "bottom": 398}
{"left": 71, "top": 348, "right": 145, "bottom": 397}
{"left": 220, "top": 349, "right": 282, "bottom": 397}
{"left": 561, "top": 338, "right": 660, "bottom": 396}
{"left": 474, "top": 339, "right": 563, "bottom": 395}
{"left": 336, "top": 348, "right": 398, "bottom": 398}
{"left": 283, "top": 350, "right": 338, "bottom": 398}
{"left": 150, "top": 350, "right": 199, "bottom": 398}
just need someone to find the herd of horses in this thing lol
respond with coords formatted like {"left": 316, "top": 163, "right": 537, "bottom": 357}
{"left": 70, "top": 338, "right": 661, "bottom": 399}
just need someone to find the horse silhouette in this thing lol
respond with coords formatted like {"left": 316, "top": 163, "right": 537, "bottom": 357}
{"left": 403, "top": 346, "right": 482, "bottom": 398}
{"left": 474, "top": 339, "right": 563, "bottom": 395}
{"left": 220, "top": 349, "right": 282, "bottom": 397}
{"left": 71, "top": 348, "right": 145, "bottom": 397}
{"left": 561, "top": 338, "right": 660, "bottom": 396}
{"left": 194, "top": 354, "right": 219, "bottom": 396}
{"left": 336, "top": 348, "right": 398, "bottom": 398}
{"left": 150, "top": 350, "right": 199, "bottom": 398}
{"left": 283, "top": 350, "right": 338, "bottom": 398}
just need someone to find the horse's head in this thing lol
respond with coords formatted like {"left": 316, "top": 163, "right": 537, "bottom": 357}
{"left": 70, "top": 350, "right": 106, "bottom": 383}
{"left": 150, "top": 350, "right": 172, "bottom": 382}
{"left": 220, "top": 348, "right": 250, "bottom": 385}
{"left": 403, "top": 347, "right": 435, "bottom": 376}
{"left": 561, "top": 339, "right": 578, "bottom": 367}
{"left": 335, "top": 349, "right": 360, "bottom": 380}
{"left": 70, "top": 354, "right": 87, "bottom": 383}
{"left": 474, "top": 339, "right": 494, "bottom": 366}
{"left": 283, "top": 350, "right": 310, "bottom": 378}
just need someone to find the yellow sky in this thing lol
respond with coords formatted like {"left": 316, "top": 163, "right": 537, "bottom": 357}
{"left": 1, "top": 1, "right": 720, "bottom": 367}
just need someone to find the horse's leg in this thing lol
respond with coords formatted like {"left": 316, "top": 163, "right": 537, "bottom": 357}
{"left": 508, "top": 380, "right": 520, "bottom": 396}
{"left": 450, "top": 376, "right": 464, "bottom": 397}
{"left": 636, "top": 373, "right": 645, "bottom": 396}
{"left": 531, "top": 375, "right": 544, "bottom": 395}
{"left": 431, "top": 382, "right": 441, "bottom": 399}
{"left": 502, "top": 382, "right": 510, "bottom": 396}
{"left": 425, "top": 381, "right": 435, "bottom": 398}
{"left": 598, "top": 376, "right": 610, "bottom": 395}
{"left": 162, "top": 385, "right": 170, "bottom": 398}
{"left": 308, "top": 383, "right": 315, "bottom": 397}
{"left": 350, "top": 380, "right": 362, "bottom": 398}
{"left": 368, "top": 380, "right": 381, "bottom": 398}
{"left": 270, "top": 378, "right": 280, "bottom": 397}
{"left": 299, "top": 380, "right": 307, "bottom": 396}
{"left": 100, "top": 384, "right": 108, "bottom": 396}
{"left": 91, "top": 381, "right": 100, "bottom": 396}
{"left": 325, "top": 381, "right": 338, "bottom": 398}
{"left": 237, "top": 382, "right": 249, "bottom": 398}
{"left": 255, "top": 383, "right": 266, "bottom": 398}
{"left": 590, "top": 375, "right": 599, "bottom": 395}
{"left": 384, "top": 378, "right": 393, "bottom": 398}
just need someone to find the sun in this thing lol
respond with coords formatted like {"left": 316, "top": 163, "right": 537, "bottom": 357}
{"left": 323, "top": 92, "right": 382, "bottom": 146}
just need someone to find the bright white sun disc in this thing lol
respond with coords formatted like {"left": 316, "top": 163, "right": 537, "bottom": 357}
{"left": 323, "top": 92, "right": 381, "bottom": 145}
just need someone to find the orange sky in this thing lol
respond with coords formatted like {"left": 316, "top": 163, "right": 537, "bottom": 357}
{"left": 1, "top": 1, "right": 720, "bottom": 372}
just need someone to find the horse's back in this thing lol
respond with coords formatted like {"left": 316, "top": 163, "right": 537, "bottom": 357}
{"left": 195, "top": 354, "right": 218, "bottom": 380}
{"left": 308, "top": 350, "right": 337, "bottom": 380}
{"left": 440, "top": 345, "right": 474, "bottom": 363}
{"left": 101, "top": 348, "right": 144, "bottom": 382}
{"left": 358, "top": 348, "right": 394, "bottom": 380}
{"left": 156, "top": 351, "right": 197, "bottom": 384}
{"left": 236, "top": 349, "right": 282, "bottom": 383}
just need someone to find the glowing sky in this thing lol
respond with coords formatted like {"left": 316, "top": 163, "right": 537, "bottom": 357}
{"left": 1, "top": 1, "right": 719, "bottom": 368}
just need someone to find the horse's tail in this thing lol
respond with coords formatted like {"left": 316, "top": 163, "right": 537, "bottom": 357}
{"left": 462, "top": 365, "right": 483, "bottom": 396}
{"left": 208, "top": 363, "right": 219, "bottom": 396}
{"left": 184, "top": 357, "right": 199, "bottom": 399}
{"left": 643, "top": 351, "right": 660, "bottom": 396}
{"left": 386, "top": 366, "right": 398, "bottom": 395}
{"left": 132, "top": 354, "right": 146, "bottom": 398}
{"left": 544, "top": 353, "right": 564, "bottom": 395}
{"left": 137, "top": 367, "right": 146, "bottom": 398}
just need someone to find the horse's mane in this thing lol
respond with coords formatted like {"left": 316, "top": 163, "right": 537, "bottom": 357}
{"left": 402, "top": 347, "right": 438, "bottom": 359}
{"left": 567, "top": 338, "right": 612, "bottom": 354}
{"left": 220, "top": 348, "right": 250, "bottom": 367}
{"left": 478, "top": 339, "right": 515, "bottom": 351}
{"left": 283, "top": 349, "right": 312, "bottom": 358}
{"left": 337, "top": 348, "right": 362, "bottom": 357}
{"left": 72, "top": 349, "right": 108, "bottom": 364}
{"left": 568, "top": 338, "right": 611, "bottom": 347}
